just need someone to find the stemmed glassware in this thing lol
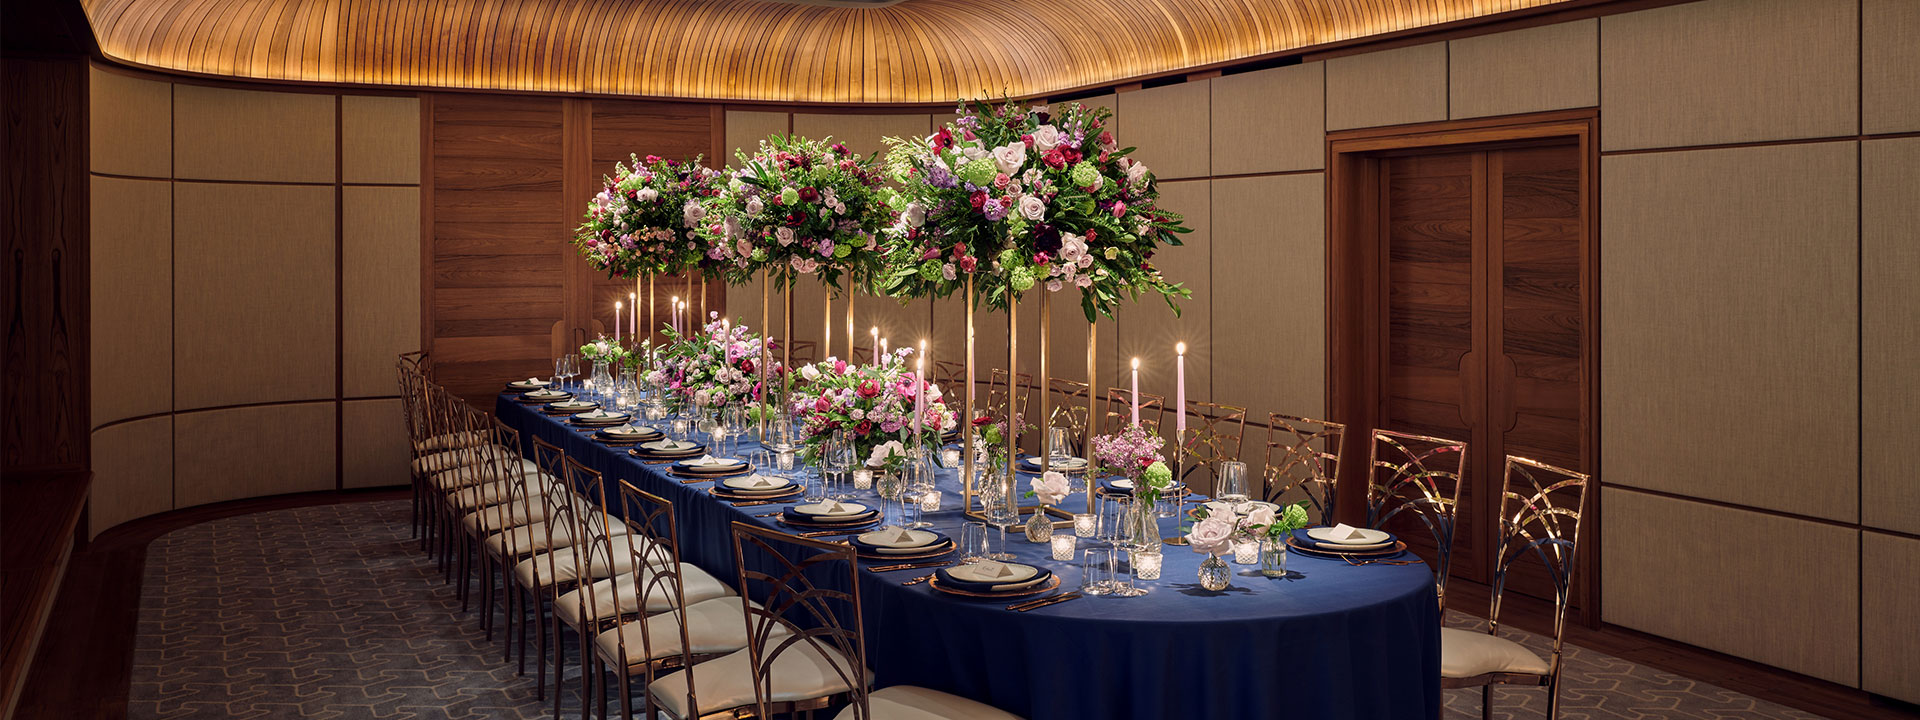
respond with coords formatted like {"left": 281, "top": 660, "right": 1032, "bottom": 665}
{"left": 898, "top": 451, "right": 934, "bottom": 529}
{"left": 982, "top": 468, "right": 1019, "bottom": 561}
{"left": 1048, "top": 427, "right": 1072, "bottom": 464}
{"left": 1217, "top": 460, "right": 1250, "bottom": 515}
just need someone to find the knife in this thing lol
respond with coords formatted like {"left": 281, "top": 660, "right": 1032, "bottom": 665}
{"left": 901, "top": 573, "right": 937, "bottom": 586}
{"left": 866, "top": 560, "right": 953, "bottom": 573}
{"left": 1010, "top": 592, "right": 1082, "bottom": 612}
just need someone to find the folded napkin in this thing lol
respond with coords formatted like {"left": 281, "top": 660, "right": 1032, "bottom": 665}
{"left": 683, "top": 455, "right": 741, "bottom": 467}
{"left": 936, "top": 562, "right": 1050, "bottom": 592}
{"left": 1328, "top": 523, "right": 1369, "bottom": 542}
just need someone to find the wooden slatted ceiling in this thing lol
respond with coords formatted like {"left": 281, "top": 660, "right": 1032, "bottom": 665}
{"left": 81, "top": 0, "right": 1574, "bottom": 103}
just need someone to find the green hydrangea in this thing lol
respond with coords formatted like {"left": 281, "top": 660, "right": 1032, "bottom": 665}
{"left": 1281, "top": 503, "right": 1310, "bottom": 529}
{"left": 1006, "top": 216, "right": 1028, "bottom": 236}
{"left": 832, "top": 243, "right": 851, "bottom": 259}
{"left": 1008, "top": 265, "right": 1036, "bottom": 292}
{"left": 918, "top": 261, "right": 942, "bottom": 281}
{"left": 1103, "top": 247, "right": 1119, "bottom": 260}
{"left": 750, "top": 249, "right": 768, "bottom": 262}
{"left": 997, "top": 247, "right": 1023, "bottom": 269}
{"left": 1069, "top": 161, "right": 1099, "bottom": 188}
{"left": 779, "top": 187, "right": 800, "bottom": 205}
{"left": 1142, "top": 460, "right": 1172, "bottom": 488}
{"left": 958, "top": 158, "right": 998, "bottom": 187}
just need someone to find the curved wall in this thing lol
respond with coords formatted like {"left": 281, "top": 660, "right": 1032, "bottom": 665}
{"left": 87, "top": 66, "right": 421, "bottom": 538}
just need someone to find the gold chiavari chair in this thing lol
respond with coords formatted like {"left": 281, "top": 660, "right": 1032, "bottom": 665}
{"left": 1442, "top": 456, "right": 1590, "bottom": 719}
{"left": 1261, "top": 413, "right": 1346, "bottom": 525}
{"left": 593, "top": 484, "right": 750, "bottom": 720}
{"left": 1046, "top": 378, "right": 1091, "bottom": 456}
{"left": 1178, "top": 401, "right": 1248, "bottom": 494}
{"left": 398, "top": 349, "right": 431, "bottom": 379}
{"left": 1102, "top": 387, "right": 1166, "bottom": 435}
{"left": 645, "top": 523, "right": 1023, "bottom": 720}
{"left": 932, "top": 360, "right": 968, "bottom": 397}
{"left": 850, "top": 345, "right": 875, "bottom": 364}
{"left": 785, "top": 340, "right": 818, "bottom": 366}
{"left": 987, "top": 369, "right": 1033, "bottom": 424}
{"left": 396, "top": 363, "right": 432, "bottom": 540}
{"left": 1364, "top": 429, "right": 1468, "bottom": 611}
{"left": 503, "top": 437, "right": 590, "bottom": 698}
{"left": 545, "top": 456, "right": 644, "bottom": 720}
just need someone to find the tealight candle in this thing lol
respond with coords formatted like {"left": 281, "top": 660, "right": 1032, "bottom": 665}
{"left": 1073, "top": 513, "right": 1097, "bottom": 538}
{"left": 920, "top": 491, "right": 941, "bottom": 511}
{"left": 940, "top": 448, "right": 960, "bottom": 467}
{"left": 1132, "top": 549, "right": 1163, "bottom": 580}
{"left": 775, "top": 450, "right": 796, "bottom": 472}
{"left": 1233, "top": 539, "right": 1260, "bottom": 565}
{"left": 852, "top": 469, "right": 874, "bottom": 490}
{"left": 1051, "top": 535, "right": 1077, "bottom": 561}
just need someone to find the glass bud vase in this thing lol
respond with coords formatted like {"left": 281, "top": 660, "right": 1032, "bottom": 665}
{"left": 1260, "top": 538, "right": 1289, "bottom": 578}
{"left": 1026, "top": 505, "right": 1054, "bottom": 544}
{"left": 1198, "top": 553, "right": 1231, "bottom": 591}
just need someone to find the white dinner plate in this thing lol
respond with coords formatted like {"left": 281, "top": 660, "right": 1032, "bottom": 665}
{"left": 641, "top": 440, "right": 701, "bottom": 452}
{"left": 602, "top": 425, "right": 658, "bottom": 437}
{"left": 855, "top": 528, "right": 940, "bottom": 549}
{"left": 722, "top": 475, "right": 790, "bottom": 491}
{"left": 792, "top": 501, "right": 870, "bottom": 517}
{"left": 680, "top": 457, "right": 743, "bottom": 468}
{"left": 1108, "top": 478, "right": 1134, "bottom": 490}
{"left": 945, "top": 562, "right": 1040, "bottom": 584}
{"left": 1307, "top": 526, "right": 1392, "bottom": 546}
{"left": 1023, "top": 456, "right": 1088, "bottom": 469}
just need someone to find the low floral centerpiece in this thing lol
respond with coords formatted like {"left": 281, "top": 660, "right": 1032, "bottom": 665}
{"left": 787, "top": 348, "right": 957, "bottom": 469}
{"left": 645, "top": 314, "right": 773, "bottom": 414}
{"left": 572, "top": 154, "right": 723, "bottom": 280}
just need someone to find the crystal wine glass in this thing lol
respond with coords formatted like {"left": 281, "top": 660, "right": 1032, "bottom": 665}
{"left": 982, "top": 469, "right": 1019, "bottom": 561}
{"left": 1217, "top": 460, "right": 1250, "bottom": 516}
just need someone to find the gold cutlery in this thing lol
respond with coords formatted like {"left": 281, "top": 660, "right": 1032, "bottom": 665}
{"left": 729, "top": 500, "right": 778, "bottom": 507}
{"left": 866, "top": 560, "right": 953, "bottom": 573}
{"left": 901, "top": 573, "right": 937, "bottom": 586}
{"left": 1342, "top": 556, "right": 1420, "bottom": 567}
{"left": 797, "top": 528, "right": 870, "bottom": 539}
{"left": 1010, "top": 592, "right": 1082, "bottom": 612}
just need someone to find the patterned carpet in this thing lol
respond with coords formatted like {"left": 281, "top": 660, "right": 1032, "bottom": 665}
{"left": 131, "top": 500, "right": 1831, "bottom": 719}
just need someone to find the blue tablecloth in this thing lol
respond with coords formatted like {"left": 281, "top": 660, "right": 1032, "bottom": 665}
{"left": 498, "top": 395, "right": 1439, "bottom": 720}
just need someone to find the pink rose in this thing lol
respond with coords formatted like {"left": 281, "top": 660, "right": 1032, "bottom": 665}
{"left": 1031, "top": 471, "right": 1071, "bottom": 506}
{"left": 1186, "top": 516, "right": 1234, "bottom": 555}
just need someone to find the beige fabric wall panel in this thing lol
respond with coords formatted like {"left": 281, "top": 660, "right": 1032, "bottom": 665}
{"left": 1864, "top": 0, "right": 1920, "bottom": 134}
{"left": 1599, "top": 0, "right": 1858, "bottom": 150}
{"left": 1449, "top": 20, "right": 1598, "bottom": 120}
{"left": 1210, "top": 63, "right": 1324, "bottom": 174}
{"left": 342, "top": 95, "right": 421, "bottom": 184}
{"left": 1601, "top": 143, "right": 1858, "bottom": 521}
{"left": 1325, "top": 42, "right": 1447, "bottom": 131}
{"left": 173, "top": 84, "right": 336, "bottom": 183}
{"left": 725, "top": 110, "right": 789, "bottom": 158}
{"left": 1601, "top": 488, "right": 1859, "bottom": 686}
{"left": 1863, "top": 531, "right": 1920, "bottom": 703}
{"left": 87, "top": 417, "right": 173, "bottom": 539}
{"left": 90, "top": 176, "right": 172, "bottom": 426}
{"left": 88, "top": 67, "right": 171, "bottom": 178}
{"left": 342, "top": 399, "right": 410, "bottom": 489}
{"left": 343, "top": 186, "right": 423, "bottom": 397}
{"left": 791, "top": 113, "right": 931, "bottom": 158}
{"left": 1120, "top": 80, "right": 1210, "bottom": 180}
{"left": 1117, "top": 180, "right": 1209, "bottom": 408}
{"left": 174, "top": 183, "right": 337, "bottom": 409}
{"left": 1862, "top": 138, "right": 1920, "bottom": 535}
{"left": 174, "top": 403, "right": 337, "bottom": 508}
{"left": 1210, "top": 174, "right": 1325, "bottom": 423}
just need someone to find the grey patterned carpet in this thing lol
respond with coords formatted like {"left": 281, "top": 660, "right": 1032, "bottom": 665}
{"left": 131, "top": 501, "right": 1831, "bottom": 719}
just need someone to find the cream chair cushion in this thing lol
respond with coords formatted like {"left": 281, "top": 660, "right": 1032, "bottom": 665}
{"left": 486, "top": 516, "right": 627, "bottom": 557}
{"left": 446, "top": 470, "right": 560, "bottom": 510}
{"left": 594, "top": 596, "right": 766, "bottom": 669}
{"left": 514, "top": 532, "right": 649, "bottom": 589}
{"left": 1439, "top": 627, "right": 1551, "bottom": 678}
{"left": 431, "top": 459, "right": 543, "bottom": 492}
{"left": 553, "top": 561, "right": 734, "bottom": 627}
{"left": 415, "top": 430, "right": 487, "bottom": 452}
{"left": 412, "top": 445, "right": 511, "bottom": 475}
{"left": 834, "top": 685, "right": 1026, "bottom": 720}
{"left": 648, "top": 639, "right": 867, "bottom": 718}
{"left": 461, "top": 492, "right": 582, "bottom": 534}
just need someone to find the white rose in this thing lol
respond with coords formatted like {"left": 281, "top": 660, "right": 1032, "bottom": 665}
{"left": 745, "top": 197, "right": 764, "bottom": 216}
{"left": 1242, "top": 505, "right": 1276, "bottom": 531}
{"left": 904, "top": 202, "right": 927, "bottom": 227}
{"left": 1018, "top": 195, "right": 1045, "bottom": 222}
{"left": 636, "top": 188, "right": 658, "bottom": 202}
{"left": 991, "top": 143, "right": 1026, "bottom": 175}
{"left": 800, "top": 365, "right": 821, "bottom": 381}
{"left": 1126, "top": 161, "right": 1150, "bottom": 185}
{"left": 776, "top": 227, "right": 796, "bottom": 245}
{"left": 1031, "top": 125, "right": 1061, "bottom": 152}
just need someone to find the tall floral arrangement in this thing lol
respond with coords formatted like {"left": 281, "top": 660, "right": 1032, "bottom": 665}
{"left": 696, "top": 135, "right": 896, "bottom": 291}
{"left": 646, "top": 314, "right": 774, "bottom": 412}
{"left": 579, "top": 335, "right": 634, "bottom": 366}
{"left": 572, "top": 154, "right": 723, "bottom": 279}
{"left": 879, "top": 100, "right": 1190, "bottom": 320}
{"left": 787, "top": 349, "right": 957, "bottom": 465}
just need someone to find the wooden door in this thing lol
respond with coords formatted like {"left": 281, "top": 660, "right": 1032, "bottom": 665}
{"left": 1376, "top": 141, "right": 1588, "bottom": 594}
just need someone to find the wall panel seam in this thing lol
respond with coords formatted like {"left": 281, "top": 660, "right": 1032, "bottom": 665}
{"left": 1606, "top": 483, "right": 1916, "bottom": 542}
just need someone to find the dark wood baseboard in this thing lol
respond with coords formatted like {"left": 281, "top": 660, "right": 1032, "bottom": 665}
{"left": 1, "top": 472, "right": 90, "bottom": 720}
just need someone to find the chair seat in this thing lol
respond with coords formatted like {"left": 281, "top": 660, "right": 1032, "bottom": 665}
{"left": 445, "top": 470, "right": 560, "bottom": 509}
{"left": 1439, "top": 627, "right": 1551, "bottom": 678}
{"left": 415, "top": 430, "right": 488, "bottom": 452}
{"left": 648, "top": 640, "right": 866, "bottom": 719}
{"left": 554, "top": 561, "right": 734, "bottom": 627}
{"left": 834, "top": 685, "right": 1025, "bottom": 720}
{"left": 594, "top": 596, "right": 763, "bottom": 670}
{"left": 461, "top": 492, "right": 581, "bottom": 534}
{"left": 486, "top": 517, "right": 626, "bottom": 557}
{"left": 432, "top": 459, "right": 544, "bottom": 493}
{"left": 513, "top": 531, "right": 649, "bottom": 590}
{"left": 412, "top": 445, "right": 510, "bottom": 475}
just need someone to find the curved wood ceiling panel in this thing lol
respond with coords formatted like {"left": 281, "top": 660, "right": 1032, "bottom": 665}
{"left": 81, "top": 0, "right": 1574, "bottom": 103}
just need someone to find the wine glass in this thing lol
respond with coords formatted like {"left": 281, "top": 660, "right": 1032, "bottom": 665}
{"left": 1048, "top": 427, "right": 1072, "bottom": 464}
{"left": 901, "top": 453, "right": 934, "bottom": 529}
{"left": 551, "top": 356, "right": 565, "bottom": 390}
{"left": 1217, "top": 460, "right": 1250, "bottom": 516}
{"left": 982, "top": 469, "right": 1019, "bottom": 561}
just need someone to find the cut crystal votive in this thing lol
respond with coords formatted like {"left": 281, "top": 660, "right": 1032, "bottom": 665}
{"left": 1051, "top": 535, "right": 1077, "bottom": 561}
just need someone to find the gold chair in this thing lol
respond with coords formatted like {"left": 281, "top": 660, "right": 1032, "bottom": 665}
{"left": 932, "top": 360, "right": 968, "bottom": 398}
{"left": 1261, "top": 413, "right": 1345, "bottom": 525}
{"left": 1102, "top": 386, "right": 1165, "bottom": 435}
{"left": 644, "top": 523, "right": 1024, "bottom": 720}
{"left": 784, "top": 339, "right": 818, "bottom": 367}
{"left": 1441, "top": 456, "right": 1590, "bottom": 719}
{"left": 1177, "top": 401, "right": 1248, "bottom": 494}
{"left": 1364, "top": 429, "right": 1468, "bottom": 611}
{"left": 1045, "top": 378, "right": 1091, "bottom": 456}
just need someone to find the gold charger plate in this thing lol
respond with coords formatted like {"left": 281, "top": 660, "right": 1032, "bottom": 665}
{"left": 854, "top": 541, "right": 955, "bottom": 562}
{"left": 1284, "top": 537, "right": 1407, "bottom": 560}
{"left": 669, "top": 466, "right": 754, "bottom": 481}
{"left": 708, "top": 484, "right": 800, "bottom": 502}
{"left": 928, "top": 574, "right": 1060, "bottom": 600}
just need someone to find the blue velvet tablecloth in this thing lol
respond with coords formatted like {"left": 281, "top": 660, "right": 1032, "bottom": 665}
{"left": 498, "top": 395, "right": 1439, "bottom": 720}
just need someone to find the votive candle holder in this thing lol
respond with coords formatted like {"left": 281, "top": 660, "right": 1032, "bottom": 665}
{"left": 1073, "top": 513, "right": 1097, "bottom": 538}
{"left": 1132, "top": 549, "right": 1163, "bottom": 580}
{"left": 775, "top": 451, "right": 796, "bottom": 472}
{"left": 1051, "top": 535, "right": 1077, "bottom": 561}
{"left": 940, "top": 448, "right": 961, "bottom": 467}
{"left": 852, "top": 469, "right": 874, "bottom": 490}
{"left": 1232, "top": 539, "right": 1261, "bottom": 565}
{"left": 920, "top": 491, "right": 941, "bottom": 511}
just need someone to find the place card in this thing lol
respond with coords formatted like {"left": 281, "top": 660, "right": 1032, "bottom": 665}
{"left": 976, "top": 560, "right": 1016, "bottom": 579}
{"left": 1329, "top": 523, "right": 1367, "bottom": 541}
{"left": 883, "top": 526, "right": 918, "bottom": 545}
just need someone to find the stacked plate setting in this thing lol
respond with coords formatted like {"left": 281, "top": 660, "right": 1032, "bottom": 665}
{"left": 595, "top": 424, "right": 661, "bottom": 443}
{"left": 1021, "top": 456, "right": 1089, "bottom": 472}
{"left": 780, "top": 501, "right": 879, "bottom": 528}
{"left": 632, "top": 439, "right": 705, "bottom": 459}
{"left": 544, "top": 399, "right": 599, "bottom": 415}
{"left": 931, "top": 561, "right": 1058, "bottom": 599}
{"left": 670, "top": 455, "right": 752, "bottom": 479}
{"left": 519, "top": 388, "right": 572, "bottom": 404}
{"left": 1100, "top": 476, "right": 1187, "bottom": 497}
{"left": 506, "top": 378, "right": 552, "bottom": 392}
{"left": 569, "top": 409, "right": 631, "bottom": 427}
{"left": 1286, "top": 524, "right": 1405, "bottom": 559}
{"left": 711, "top": 474, "right": 800, "bottom": 501}
{"left": 849, "top": 527, "right": 953, "bottom": 560}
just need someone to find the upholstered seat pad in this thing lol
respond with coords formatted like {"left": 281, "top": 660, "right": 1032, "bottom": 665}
{"left": 486, "top": 517, "right": 627, "bottom": 557}
{"left": 445, "top": 470, "right": 560, "bottom": 509}
{"left": 431, "top": 459, "right": 544, "bottom": 492}
{"left": 594, "top": 596, "right": 763, "bottom": 669}
{"left": 834, "top": 685, "right": 1026, "bottom": 720}
{"left": 1439, "top": 627, "right": 1551, "bottom": 678}
{"left": 412, "top": 445, "right": 511, "bottom": 475}
{"left": 414, "top": 430, "right": 487, "bottom": 452}
{"left": 514, "top": 533, "right": 651, "bottom": 590}
{"left": 554, "top": 561, "right": 734, "bottom": 627}
{"left": 648, "top": 640, "right": 867, "bottom": 718}
{"left": 461, "top": 492, "right": 581, "bottom": 534}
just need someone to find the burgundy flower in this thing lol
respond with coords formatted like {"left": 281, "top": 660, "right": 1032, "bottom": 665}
{"left": 958, "top": 255, "right": 977, "bottom": 273}
{"left": 1043, "top": 149, "right": 1067, "bottom": 169}
{"left": 798, "top": 187, "right": 819, "bottom": 203}
{"left": 1032, "top": 252, "right": 1051, "bottom": 265}
{"left": 855, "top": 420, "right": 873, "bottom": 435}
{"left": 969, "top": 191, "right": 987, "bottom": 210}
{"left": 933, "top": 128, "right": 954, "bottom": 151}
{"left": 1020, "top": 134, "right": 1035, "bottom": 147}
{"left": 857, "top": 379, "right": 881, "bottom": 399}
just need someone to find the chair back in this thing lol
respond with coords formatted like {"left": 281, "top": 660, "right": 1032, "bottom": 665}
{"left": 1365, "top": 429, "right": 1468, "bottom": 609}
{"left": 729, "top": 522, "right": 869, "bottom": 719}
{"left": 986, "top": 369, "right": 1032, "bottom": 428}
{"left": 398, "top": 349, "right": 431, "bottom": 378}
{"left": 395, "top": 363, "right": 430, "bottom": 460}
{"left": 785, "top": 340, "right": 817, "bottom": 366}
{"left": 475, "top": 420, "right": 535, "bottom": 545}
{"left": 1178, "top": 401, "right": 1247, "bottom": 491}
{"left": 931, "top": 360, "right": 968, "bottom": 395}
{"left": 1046, "top": 378, "right": 1091, "bottom": 454}
{"left": 1262, "top": 413, "right": 1345, "bottom": 524}
{"left": 1103, "top": 387, "right": 1165, "bottom": 435}
{"left": 609, "top": 483, "right": 699, "bottom": 703}
{"left": 1491, "top": 455, "right": 1589, "bottom": 678}
{"left": 521, "top": 436, "right": 570, "bottom": 563}
{"left": 558, "top": 456, "right": 620, "bottom": 625}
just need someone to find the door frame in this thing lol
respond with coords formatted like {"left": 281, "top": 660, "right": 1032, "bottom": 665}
{"left": 1324, "top": 108, "right": 1601, "bottom": 623}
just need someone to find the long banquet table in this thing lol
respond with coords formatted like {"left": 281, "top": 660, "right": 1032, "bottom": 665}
{"left": 499, "top": 394, "right": 1439, "bottom": 720}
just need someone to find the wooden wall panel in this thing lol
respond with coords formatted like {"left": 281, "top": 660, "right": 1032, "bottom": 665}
{"left": 343, "top": 186, "right": 421, "bottom": 398}
{"left": 172, "top": 84, "right": 335, "bottom": 183}
{"left": 341, "top": 399, "right": 409, "bottom": 489}
{"left": 1211, "top": 174, "right": 1325, "bottom": 422}
{"left": 1601, "top": 143, "right": 1858, "bottom": 522}
{"left": 1864, "top": 0, "right": 1920, "bottom": 135}
{"left": 342, "top": 95, "right": 421, "bottom": 184}
{"left": 1862, "top": 531, "right": 1920, "bottom": 703}
{"left": 173, "top": 403, "right": 336, "bottom": 508}
{"left": 1209, "top": 63, "right": 1323, "bottom": 174}
{"left": 1448, "top": 20, "right": 1597, "bottom": 119}
{"left": 1116, "top": 179, "right": 1210, "bottom": 413}
{"left": 1325, "top": 43, "right": 1447, "bottom": 131}
{"left": 87, "top": 417, "right": 172, "bottom": 538}
{"left": 1601, "top": 488, "right": 1859, "bottom": 686}
{"left": 87, "top": 67, "right": 170, "bottom": 178}
{"left": 724, "top": 110, "right": 789, "bottom": 159}
{"left": 1599, "top": 0, "right": 1857, "bottom": 151}
{"left": 89, "top": 177, "right": 172, "bottom": 426}
{"left": 173, "top": 183, "right": 337, "bottom": 410}
{"left": 1120, "top": 80, "right": 1210, "bottom": 180}
{"left": 792, "top": 113, "right": 930, "bottom": 158}
{"left": 1862, "top": 137, "right": 1920, "bottom": 536}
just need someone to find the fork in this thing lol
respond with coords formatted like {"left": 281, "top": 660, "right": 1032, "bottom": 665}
{"left": 901, "top": 573, "right": 937, "bottom": 586}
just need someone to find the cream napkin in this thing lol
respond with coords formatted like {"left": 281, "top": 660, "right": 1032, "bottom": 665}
{"left": 1328, "top": 523, "right": 1369, "bottom": 542}
{"left": 975, "top": 560, "right": 1016, "bottom": 579}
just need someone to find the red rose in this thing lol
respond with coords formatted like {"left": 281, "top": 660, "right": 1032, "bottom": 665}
{"left": 1043, "top": 149, "right": 1067, "bottom": 169}
{"left": 1021, "top": 134, "right": 1034, "bottom": 147}
{"left": 815, "top": 395, "right": 832, "bottom": 412}
{"left": 855, "top": 420, "right": 873, "bottom": 435}
{"left": 857, "top": 379, "right": 881, "bottom": 399}
{"left": 1099, "top": 131, "right": 1115, "bottom": 146}
{"left": 799, "top": 187, "right": 819, "bottom": 203}
{"left": 973, "top": 415, "right": 994, "bottom": 427}
{"left": 738, "top": 358, "right": 755, "bottom": 373}
{"left": 1032, "top": 252, "right": 1050, "bottom": 265}
{"left": 1085, "top": 228, "right": 1098, "bottom": 242}
{"left": 958, "top": 256, "right": 977, "bottom": 272}
{"left": 1061, "top": 147, "right": 1082, "bottom": 164}
{"left": 950, "top": 242, "right": 966, "bottom": 258}
{"left": 969, "top": 191, "right": 987, "bottom": 210}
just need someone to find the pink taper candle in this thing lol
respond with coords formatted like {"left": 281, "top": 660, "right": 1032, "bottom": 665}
{"left": 1130, "top": 357, "right": 1140, "bottom": 426}
{"left": 914, "top": 358, "right": 925, "bottom": 436}
{"left": 871, "top": 327, "right": 879, "bottom": 365}
{"left": 629, "top": 292, "right": 637, "bottom": 337}
{"left": 1175, "top": 342, "right": 1187, "bottom": 442}
{"left": 614, "top": 301, "right": 622, "bottom": 343}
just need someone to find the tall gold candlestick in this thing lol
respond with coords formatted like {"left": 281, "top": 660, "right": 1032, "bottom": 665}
{"left": 1087, "top": 321, "right": 1098, "bottom": 513}
{"left": 1039, "top": 291, "right": 1051, "bottom": 479}
{"left": 962, "top": 275, "right": 976, "bottom": 508}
